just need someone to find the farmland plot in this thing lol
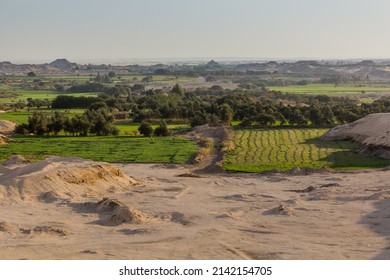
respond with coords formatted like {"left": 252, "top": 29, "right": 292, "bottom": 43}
{"left": 224, "top": 128, "right": 389, "bottom": 172}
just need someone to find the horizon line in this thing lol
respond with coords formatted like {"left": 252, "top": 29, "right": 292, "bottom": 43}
{"left": 2, "top": 56, "right": 390, "bottom": 66}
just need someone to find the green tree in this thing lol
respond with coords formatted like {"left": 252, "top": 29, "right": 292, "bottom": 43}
{"left": 28, "top": 112, "right": 48, "bottom": 135}
{"left": 171, "top": 83, "right": 184, "bottom": 95}
{"left": 138, "top": 122, "right": 153, "bottom": 137}
{"left": 142, "top": 76, "right": 153, "bottom": 83}
{"left": 71, "top": 114, "right": 91, "bottom": 136}
{"left": 88, "top": 101, "right": 109, "bottom": 111}
{"left": 14, "top": 123, "right": 29, "bottom": 135}
{"left": 219, "top": 103, "right": 234, "bottom": 125}
{"left": 154, "top": 121, "right": 171, "bottom": 136}
{"left": 48, "top": 112, "right": 65, "bottom": 135}
{"left": 256, "top": 113, "right": 276, "bottom": 126}
{"left": 290, "top": 108, "right": 307, "bottom": 126}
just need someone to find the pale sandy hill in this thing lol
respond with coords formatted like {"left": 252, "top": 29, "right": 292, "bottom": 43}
{"left": 321, "top": 113, "right": 390, "bottom": 159}
{"left": 0, "top": 120, "right": 16, "bottom": 133}
{"left": 1, "top": 155, "right": 29, "bottom": 167}
{"left": 0, "top": 156, "right": 138, "bottom": 201}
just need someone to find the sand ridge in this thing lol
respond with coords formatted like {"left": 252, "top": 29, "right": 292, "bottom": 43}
{"left": 0, "top": 156, "right": 138, "bottom": 201}
{"left": 322, "top": 113, "right": 390, "bottom": 159}
{"left": 0, "top": 120, "right": 16, "bottom": 133}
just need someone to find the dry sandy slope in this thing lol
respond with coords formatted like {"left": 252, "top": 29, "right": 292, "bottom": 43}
{"left": 0, "top": 156, "right": 137, "bottom": 202}
{"left": 322, "top": 113, "right": 390, "bottom": 159}
{"left": 1, "top": 157, "right": 390, "bottom": 259}
{"left": 0, "top": 120, "right": 16, "bottom": 134}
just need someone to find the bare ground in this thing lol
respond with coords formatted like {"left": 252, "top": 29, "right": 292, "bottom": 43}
{"left": 1, "top": 156, "right": 390, "bottom": 259}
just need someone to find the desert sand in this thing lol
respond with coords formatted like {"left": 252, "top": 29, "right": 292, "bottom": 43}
{"left": 0, "top": 120, "right": 16, "bottom": 134}
{"left": 322, "top": 113, "right": 390, "bottom": 159}
{"left": 1, "top": 155, "right": 390, "bottom": 260}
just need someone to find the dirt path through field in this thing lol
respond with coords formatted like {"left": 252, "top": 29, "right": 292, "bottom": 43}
{"left": 189, "top": 125, "right": 228, "bottom": 174}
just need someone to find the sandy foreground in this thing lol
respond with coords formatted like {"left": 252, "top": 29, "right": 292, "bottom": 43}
{"left": 1, "top": 156, "right": 390, "bottom": 260}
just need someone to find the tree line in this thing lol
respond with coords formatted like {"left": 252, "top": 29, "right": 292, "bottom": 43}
{"left": 23, "top": 82, "right": 390, "bottom": 130}
{"left": 15, "top": 103, "right": 119, "bottom": 136}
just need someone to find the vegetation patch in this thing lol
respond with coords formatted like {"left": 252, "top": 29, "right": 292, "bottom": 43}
{"left": 224, "top": 128, "right": 390, "bottom": 172}
{"left": 0, "top": 136, "right": 196, "bottom": 164}
{"left": 268, "top": 83, "right": 390, "bottom": 96}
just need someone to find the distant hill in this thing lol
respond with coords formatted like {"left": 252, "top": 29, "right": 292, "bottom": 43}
{"left": 359, "top": 60, "right": 376, "bottom": 66}
{"left": 49, "top": 58, "right": 75, "bottom": 69}
{"left": 205, "top": 60, "right": 220, "bottom": 68}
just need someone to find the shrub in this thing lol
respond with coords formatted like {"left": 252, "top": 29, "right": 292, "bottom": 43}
{"left": 154, "top": 121, "right": 171, "bottom": 136}
{"left": 138, "top": 122, "right": 153, "bottom": 137}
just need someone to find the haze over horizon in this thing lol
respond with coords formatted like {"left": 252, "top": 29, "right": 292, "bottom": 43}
{"left": 1, "top": 0, "right": 390, "bottom": 63}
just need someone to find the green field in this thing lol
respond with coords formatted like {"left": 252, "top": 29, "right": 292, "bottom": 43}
{"left": 0, "top": 109, "right": 86, "bottom": 124}
{"left": 0, "top": 136, "right": 196, "bottom": 163}
{"left": 0, "top": 74, "right": 198, "bottom": 104}
{"left": 0, "top": 90, "right": 99, "bottom": 103}
{"left": 115, "top": 123, "right": 189, "bottom": 136}
{"left": 224, "top": 128, "right": 390, "bottom": 172}
{"left": 268, "top": 83, "right": 390, "bottom": 96}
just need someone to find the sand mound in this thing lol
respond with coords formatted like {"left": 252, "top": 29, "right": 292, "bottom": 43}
{"left": 0, "top": 157, "right": 138, "bottom": 201}
{"left": 322, "top": 113, "right": 390, "bottom": 142}
{"left": 263, "top": 205, "right": 295, "bottom": 216}
{"left": 38, "top": 191, "right": 62, "bottom": 203}
{"left": 0, "top": 120, "right": 16, "bottom": 133}
{"left": 321, "top": 113, "right": 390, "bottom": 159}
{"left": 0, "top": 221, "right": 68, "bottom": 236}
{"left": 284, "top": 198, "right": 304, "bottom": 206}
{"left": 176, "top": 173, "right": 202, "bottom": 178}
{"left": 27, "top": 226, "right": 68, "bottom": 237}
{"left": 0, "top": 221, "right": 19, "bottom": 234}
{"left": 1, "top": 155, "right": 29, "bottom": 167}
{"left": 0, "top": 134, "right": 14, "bottom": 144}
{"left": 94, "top": 198, "right": 150, "bottom": 226}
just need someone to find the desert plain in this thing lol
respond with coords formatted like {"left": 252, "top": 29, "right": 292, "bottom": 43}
{"left": 1, "top": 153, "right": 390, "bottom": 260}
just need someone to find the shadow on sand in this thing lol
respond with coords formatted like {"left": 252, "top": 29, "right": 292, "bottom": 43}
{"left": 360, "top": 198, "right": 390, "bottom": 259}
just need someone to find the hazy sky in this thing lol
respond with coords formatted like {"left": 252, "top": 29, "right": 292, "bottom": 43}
{"left": 1, "top": 0, "right": 390, "bottom": 63}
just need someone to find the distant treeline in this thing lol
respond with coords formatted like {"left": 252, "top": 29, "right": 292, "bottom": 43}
{"left": 52, "top": 95, "right": 102, "bottom": 109}
{"left": 36, "top": 82, "right": 390, "bottom": 128}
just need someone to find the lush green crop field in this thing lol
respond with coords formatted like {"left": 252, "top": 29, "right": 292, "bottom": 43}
{"left": 224, "top": 128, "right": 390, "bottom": 172}
{"left": 44, "top": 75, "right": 93, "bottom": 81}
{"left": 0, "top": 90, "right": 99, "bottom": 103}
{"left": 115, "top": 123, "right": 189, "bottom": 136}
{"left": 268, "top": 83, "right": 390, "bottom": 96}
{"left": 0, "top": 136, "right": 196, "bottom": 163}
{"left": 118, "top": 75, "right": 198, "bottom": 83}
{"left": 0, "top": 109, "right": 85, "bottom": 124}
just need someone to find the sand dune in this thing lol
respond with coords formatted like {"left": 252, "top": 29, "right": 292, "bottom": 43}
{"left": 322, "top": 113, "right": 390, "bottom": 159}
{"left": 0, "top": 120, "right": 16, "bottom": 134}
{"left": 0, "top": 156, "right": 137, "bottom": 201}
{"left": 1, "top": 155, "right": 390, "bottom": 259}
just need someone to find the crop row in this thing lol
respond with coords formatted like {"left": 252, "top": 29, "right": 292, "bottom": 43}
{"left": 224, "top": 128, "right": 389, "bottom": 172}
